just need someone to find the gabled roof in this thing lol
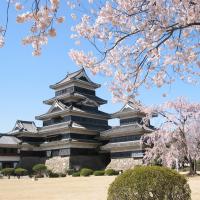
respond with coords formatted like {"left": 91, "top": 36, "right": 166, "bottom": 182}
{"left": 112, "top": 100, "right": 145, "bottom": 118}
{"left": 43, "top": 92, "right": 107, "bottom": 106}
{"left": 36, "top": 100, "right": 110, "bottom": 120}
{"left": 11, "top": 120, "right": 38, "bottom": 133}
{"left": 50, "top": 68, "right": 100, "bottom": 89}
{"left": 47, "top": 100, "right": 68, "bottom": 114}
{"left": 100, "top": 123, "right": 154, "bottom": 138}
{"left": 77, "top": 98, "right": 99, "bottom": 107}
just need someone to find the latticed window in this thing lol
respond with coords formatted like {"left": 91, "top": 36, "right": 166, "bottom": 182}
{"left": 55, "top": 86, "right": 74, "bottom": 96}
{"left": 120, "top": 117, "right": 142, "bottom": 125}
{"left": 110, "top": 134, "right": 142, "bottom": 143}
{"left": 111, "top": 150, "right": 144, "bottom": 158}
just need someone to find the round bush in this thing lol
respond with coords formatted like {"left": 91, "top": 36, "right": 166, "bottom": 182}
{"left": 32, "top": 164, "right": 47, "bottom": 176}
{"left": 80, "top": 168, "right": 93, "bottom": 177}
{"left": 105, "top": 169, "right": 119, "bottom": 176}
{"left": 15, "top": 168, "right": 28, "bottom": 177}
{"left": 72, "top": 172, "right": 80, "bottom": 177}
{"left": 1, "top": 168, "right": 14, "bottom": 178}
{"left": 107, "top": 166, "right": 191, "bottom": 200}
{"left": 93, "top": 170, "right": 105, "bottom": 176}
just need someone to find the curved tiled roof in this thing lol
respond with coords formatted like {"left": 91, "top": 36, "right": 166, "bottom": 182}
{"left": 0, "top": 135, "right": 21, "bottom": 145}
{"left": 50, "top": 68, "right": 100, "bottom": 89}
{"left": 11, "top": 120, "right": 38, "bottom": 134}
{"left": 112, "top": 100, "right": 145, "bottom": 118}
{"left": 43, "top": 92, "right": 107, "bottom": 106}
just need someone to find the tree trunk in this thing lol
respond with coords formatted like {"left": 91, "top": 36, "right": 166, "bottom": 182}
{"left": 189, "top": 159, "right": 197, "bottom": 176}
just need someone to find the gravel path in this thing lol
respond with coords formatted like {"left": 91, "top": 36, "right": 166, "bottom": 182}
{"left": 0, "top": 176, "right": 199, "bottom": 200}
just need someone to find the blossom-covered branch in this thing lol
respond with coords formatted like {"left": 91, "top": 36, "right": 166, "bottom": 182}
{"left": 1, "top": 0, "right": 65, "bottom": 55}
{"left": 69, "top": 0, "right": 200, "bottom": 100}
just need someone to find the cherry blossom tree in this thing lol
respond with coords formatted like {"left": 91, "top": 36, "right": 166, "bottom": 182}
{"left": 142, "top": 97, "right": 200, "bottom": 175}
{"left": 0, "top": 0, "right": 199, "bottom": 100}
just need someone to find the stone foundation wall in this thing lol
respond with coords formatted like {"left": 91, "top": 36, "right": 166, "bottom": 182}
{"left": 45, "top": 157, "right": 70, "bottom": 173}
{"left": 70, "top": 155, "right": 109, "bottom": 170}
{"left": 106, "top": 158, "right": 143, "bottom": 171}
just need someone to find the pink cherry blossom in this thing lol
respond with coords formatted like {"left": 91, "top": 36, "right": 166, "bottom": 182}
{"left": 0, "top": 35, "right": 4, "bottom": 48}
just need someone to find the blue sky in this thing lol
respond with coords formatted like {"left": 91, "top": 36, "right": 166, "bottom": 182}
{"left": 0, "top": 1, "right": 199, "bottom": 132}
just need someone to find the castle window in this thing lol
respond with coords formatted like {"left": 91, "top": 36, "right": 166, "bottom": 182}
{"left": 110, "top": 134, "right": 142, "bottom": 143}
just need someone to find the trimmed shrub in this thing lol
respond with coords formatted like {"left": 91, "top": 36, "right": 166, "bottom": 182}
{"left": 105, "top": 169, "right": 119, "bottom": 176}
{"left": 66, "top": 169, "right": 75, "bottom": 175}
{"left": 1, "top": 168, "right": 14, "bottom": 178}
{"left": 72, "top": 172, "right": 80, "bottom": 177}
{"left": 14, "top": 168, "right": 28, "bottom": 178}
{"left": 107, "top": 166, "right": 191, "bottom": 200}
{"left": 93, "top": 170, "right": 105, "bottom": 176}
{"left": 32, "top": 164, "right": 47, "bottom": 176}
{"left": 59, "top": 173, "right": 66, "bottom": 177}
{"left": 80, "top": 168, "right": 93, "bottom": 177}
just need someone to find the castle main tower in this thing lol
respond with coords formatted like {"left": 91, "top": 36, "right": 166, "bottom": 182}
{"left": 36, "top": 68, "right": 111, "bottom": 171}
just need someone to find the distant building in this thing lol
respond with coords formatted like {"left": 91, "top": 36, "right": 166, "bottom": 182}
{"left": 0, "top": 69, "right": 154, "bottom": 172}
{"left": 0, "top": 134, "right": 21, "bottom": 168}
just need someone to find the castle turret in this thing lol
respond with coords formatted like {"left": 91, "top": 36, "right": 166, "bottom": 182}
{"left": 100, "top": 101, "right": 154, "bottom": 171}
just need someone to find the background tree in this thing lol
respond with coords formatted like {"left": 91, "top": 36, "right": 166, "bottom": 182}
{"left": 142, "top": 97, "right": 200, "bottom": 175}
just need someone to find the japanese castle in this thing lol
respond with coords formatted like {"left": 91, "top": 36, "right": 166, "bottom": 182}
{"left": 0, "top": 69, "right": 154, "bottom": 172}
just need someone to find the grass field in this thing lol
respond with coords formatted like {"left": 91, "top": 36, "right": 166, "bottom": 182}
{"left": 0, "top": 176, "right": 199, "bottom": 200}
